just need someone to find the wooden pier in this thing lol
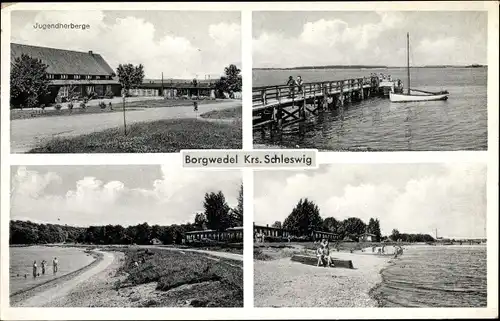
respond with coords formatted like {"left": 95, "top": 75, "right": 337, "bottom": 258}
{"left": 253, "top": 76, "right": 382, "bottom": 132}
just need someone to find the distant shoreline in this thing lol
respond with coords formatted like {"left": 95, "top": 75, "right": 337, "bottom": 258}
{"left": 254, "top": 65, "right": 487, "bottom": 70}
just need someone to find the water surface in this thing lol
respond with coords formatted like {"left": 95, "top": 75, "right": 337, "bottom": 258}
{"left": 371, "top": 245, "right": 487, "bottom": 307}
{"left": 10, "top": 246, "right": 95, "bottom": 295}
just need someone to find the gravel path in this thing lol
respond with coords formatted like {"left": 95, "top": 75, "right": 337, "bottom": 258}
{"left": 14, "top": 251, "right": 116, "bottom": 307}
{"left": 254, "top": 251, "right": 390, "bottom": 307}
{"left": 144, "top": 245, "right": 243, "bottom": 262}
{"left": 11, "top": 100, "right": 240, "bottom": 153}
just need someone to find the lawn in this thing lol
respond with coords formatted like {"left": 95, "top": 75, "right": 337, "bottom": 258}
{"left": 28, "top": 118, "right": 242, "bottom": 153}
{"left": 11, "top": 99, "right": 225, "bottom": 120}
{"left": 200, "top": 106, "right": 241, "bottom": 120}
{"left": 117, "top": 248, "right": 243, "bottom": 307}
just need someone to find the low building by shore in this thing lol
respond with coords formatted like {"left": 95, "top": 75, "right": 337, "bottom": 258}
{"left": 184, "top": 226, "right": 243, "bottom": 243}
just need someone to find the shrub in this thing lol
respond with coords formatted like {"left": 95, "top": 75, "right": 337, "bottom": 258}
{"left": 40, "top": 104, "right": 46, "bottom": 110}
{"left": 80, "top": 102, "right": 86, "bottom": 109}
{"left": 99, "top": 101, "right": 106, "bottom": 109}
{"left": 68, "top": 103, "right": 74, "bottom": 110}
{"left": 105, "top": 87, "right": 114, "bottom": 99}
{"left": 54, "top": 104, "right": 62, "bottom": 110}
{"left": 83, "top": 97, "right": 89, "bottom": 103}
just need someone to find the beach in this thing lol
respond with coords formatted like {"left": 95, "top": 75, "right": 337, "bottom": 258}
{"left": 10, "top": 246, "right": 243, "bottom": 307}
{"left": 254, "top": 246, "right": 391, "bottom": 307}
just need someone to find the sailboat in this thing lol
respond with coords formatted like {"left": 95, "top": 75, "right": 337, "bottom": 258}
{"left": 390, "top": 33, "right": 450, "bottom": 102}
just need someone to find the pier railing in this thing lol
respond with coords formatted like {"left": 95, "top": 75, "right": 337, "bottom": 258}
{"left": 253, "top": 76, "right": 379, "bottom": 109}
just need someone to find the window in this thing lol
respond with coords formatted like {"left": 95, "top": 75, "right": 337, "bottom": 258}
{"left": 96, "top": 76, "right": 100, "bottom": 80}
{"left": 86, "top": 75, "right": 92, "bottom": 80}
{"left": 60, "top": 74, "right": 68, "bottom": 80}
{"left": 74, "top": 75, "right": 80, "bottom": 80}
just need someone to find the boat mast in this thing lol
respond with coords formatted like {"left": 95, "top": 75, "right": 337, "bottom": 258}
{"left": 407, "top": 32, "right": 410, "bottom": 95}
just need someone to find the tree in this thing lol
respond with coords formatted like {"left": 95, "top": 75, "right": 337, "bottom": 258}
{"left": 323, "top": 217, "right": 339, "bottom": 233}
{"left": 341, "top": 217, "right": 366, "bottom": 241}
{"left": 229, "top": 185, "right": 243, "bottom": 227}
{"left": 11, "top": 54, "right": 50, "bottom": 109}
{"left": 116, "top": 64, "right": 145, "bottom": 91}
{"left": 391, "top": 229, "right": 401, "bottom": 242}
{"left": 367, "top": 218, "right": 382, "bottom": 242}
{"left": 283, "top": 198, "right": 323, "bottom": 236}
{"left": 194, "top": 212, "right": 208, "bottom": 230}
{"left": 203, "top": 191, "right": 231, "bottom": 231}
{"left": 214, "top": 64, "right": 242, "bottom": 98}
{"left": 271, "top": 221, "right": 282, "bottom": 229}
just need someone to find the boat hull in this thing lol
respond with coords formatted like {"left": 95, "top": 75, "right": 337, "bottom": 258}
{"left": 390, "top": 92, "right": 449, "bottom": 102}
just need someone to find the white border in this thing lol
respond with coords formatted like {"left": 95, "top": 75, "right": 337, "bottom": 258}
{"left": 1, "top": 1, "right": 499, "bottom": 320}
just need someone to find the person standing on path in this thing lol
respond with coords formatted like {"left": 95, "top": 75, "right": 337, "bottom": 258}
{"left": 32, "top": 261, "right": 37, "bottom": 278}
{"left": 53, "top": 257, "right": 58, "bottom": 274}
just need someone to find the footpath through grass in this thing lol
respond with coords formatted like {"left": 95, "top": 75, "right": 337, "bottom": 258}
{"left": 117, "top": 248, "right": 243, "bottom": 307}
{"left": 28, "top": 118, "right": 242, "bottom": 153}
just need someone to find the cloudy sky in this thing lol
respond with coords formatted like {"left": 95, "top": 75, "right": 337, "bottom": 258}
{"left": 11, "top": 10, "right": 241, "bottom": 79}
{"left": 253, "top": 11, "right": 487, "bottom": 68}
{"left": 10, "top": 165, "right": 241, "bottom": 227}
{"left": 254, "top": 163, "right": 486, "bottom": 239}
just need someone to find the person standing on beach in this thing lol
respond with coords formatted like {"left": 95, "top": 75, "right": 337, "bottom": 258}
{"left": 32, "top": 261, "right": 37, "bottom": 278}
{"left": 53, "top": 257, "right": 58, "bottom": 273}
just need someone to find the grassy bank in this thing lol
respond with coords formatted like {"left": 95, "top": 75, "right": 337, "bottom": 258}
{"left": 28, "top": 118, "right": 242, "bottom": 153}
{"left": 200, "top": 106, "right": 241, "bottom": 120}
{"left": 11, "top": 99, "right": 225, "bottom": 121}
{"left": 116, "top": 248, "right": 243, "bottom": 307}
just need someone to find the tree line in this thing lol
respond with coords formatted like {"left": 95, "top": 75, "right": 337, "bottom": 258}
{"left": 272, "top": 198, "right": 434, "bottom": 243}
{"left": 10, "top": 186, "right": 243, "bottom": 245}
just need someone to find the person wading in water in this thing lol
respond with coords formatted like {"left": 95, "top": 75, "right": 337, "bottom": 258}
{"left": 53, "top": 257, "right": 58, "bottom": 274}
{"left": 41, "top": 260, "right": 46, "bottom": 275}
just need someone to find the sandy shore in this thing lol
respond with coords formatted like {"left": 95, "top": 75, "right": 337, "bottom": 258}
{"left": 254, "top": 250, "right": 391, "bottom": 307}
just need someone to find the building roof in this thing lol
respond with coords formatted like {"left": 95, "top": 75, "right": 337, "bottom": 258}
{"left": 227, "top": 226, "right": 243, "bottom": 231}
{"left": 11, "top": 43, "right": 115, "bottom": 76}
{"left": 253, "top": 224, "right": 286, "bottom": 231}
{"left": 50, "top": 79, "right": 120, "bottom": 86}
{"left": 137, "top": 81, "right": 214, "bottom": 89}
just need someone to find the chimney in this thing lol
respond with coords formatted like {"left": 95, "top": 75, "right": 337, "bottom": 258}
{"left": 266, "top": 224, "right": 269, "bottom": 227}
{"left": 88, "top": 51, "right": 93, "bottom": 55}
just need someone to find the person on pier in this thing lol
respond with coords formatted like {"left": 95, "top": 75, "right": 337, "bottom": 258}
{"left": 286, "top": 76, "right": 297, "bottom": 98}
{"left": 296, "top": 75, "right": 304, "bottom": 95}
